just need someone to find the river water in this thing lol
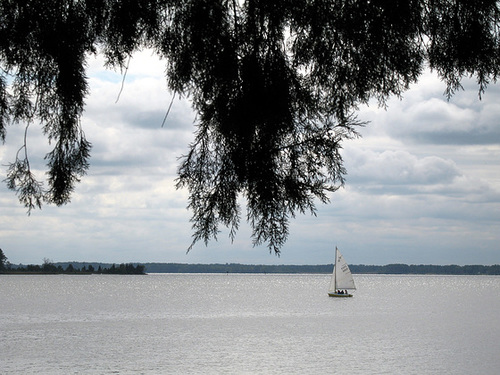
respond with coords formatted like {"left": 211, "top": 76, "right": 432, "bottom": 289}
{"left": 1, "top": 273, "right": 499, "bottom": 374}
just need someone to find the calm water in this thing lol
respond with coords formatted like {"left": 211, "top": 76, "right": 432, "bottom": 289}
{"left": 1, "top": 274, "right": 499, "bottom": 374}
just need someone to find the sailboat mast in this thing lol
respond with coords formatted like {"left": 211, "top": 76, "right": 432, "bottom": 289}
{"left": 334, "top": 246, "right": 338, "bottom": 291}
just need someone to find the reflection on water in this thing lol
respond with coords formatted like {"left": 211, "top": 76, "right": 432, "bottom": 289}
{"left": 1, "top": 274, "right": 499, "bottom": 374}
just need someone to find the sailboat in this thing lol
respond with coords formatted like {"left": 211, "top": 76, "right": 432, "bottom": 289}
{"left": 328, "top": 247, "right": 356, "bottom": 297}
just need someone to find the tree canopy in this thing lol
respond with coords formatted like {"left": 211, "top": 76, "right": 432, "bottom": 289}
{"left": 1, "top": 0, "right": 499, "bottom": 254}
{"left": 0, "top": 248, "right": 7, "bottom": 271}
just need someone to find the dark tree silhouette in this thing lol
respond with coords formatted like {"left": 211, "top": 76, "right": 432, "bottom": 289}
{"left": 0, "top": 248, "right": 8, "bottom": 271}
{"left": 1, "top": 0, "right": 499, "bottom": 254}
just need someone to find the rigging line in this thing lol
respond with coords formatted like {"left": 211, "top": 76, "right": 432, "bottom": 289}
{"left": 161, "top": 92, "right": 176, "bottom": 128}
{"left": 115, "top": 55, "right": 131, "bottom": 104}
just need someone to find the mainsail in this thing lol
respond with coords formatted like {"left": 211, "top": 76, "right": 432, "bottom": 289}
{"left": 328, "top": 247, "right": 356, "bottom": 293}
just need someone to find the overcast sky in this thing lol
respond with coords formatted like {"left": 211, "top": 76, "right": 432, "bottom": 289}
{"left": 1, "top": 50, "right": 499, "bottom": 266}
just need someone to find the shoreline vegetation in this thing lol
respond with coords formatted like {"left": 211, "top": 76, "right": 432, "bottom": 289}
{"left": 3, "top": 262, "right": 145, "bottom": 275}
{"left": 1, "top": 262, "right": 499, "bottom": 275}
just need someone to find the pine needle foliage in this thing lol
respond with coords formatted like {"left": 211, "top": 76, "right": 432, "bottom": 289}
{"left": 1, "top": 0, "right": 499, "bottom": 254}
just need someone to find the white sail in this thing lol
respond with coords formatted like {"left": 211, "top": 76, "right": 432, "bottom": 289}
{"left": 328, "top": 247, "right": 356, "bottom": 292}
{"left": 328, "top": 265, "right": 337, "bottom": 293}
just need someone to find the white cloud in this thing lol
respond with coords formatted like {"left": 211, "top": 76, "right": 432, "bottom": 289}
{"left": 345, "top": 148, "right": 460, "bottom": 187}
{"left": 359, "top": 70, "right": 500, "bottom": 146}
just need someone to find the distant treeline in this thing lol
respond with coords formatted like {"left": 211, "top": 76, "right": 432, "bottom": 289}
{"left": 141, "top": 263, "right": 500, "bottom": 275}
{"left": 4, "top": 262, "right": 500, "bottom": 275}
{"left": 6, "top": 262, "right": 145, "bottom": 275}
{"left": 143, "top": 263, "right": 332, "bottom": 274}
{"left": 350, "top": 263, "right": 500, "bottom": 275}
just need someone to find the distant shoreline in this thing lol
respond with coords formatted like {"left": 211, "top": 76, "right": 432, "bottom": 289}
{"left": 3, "top": 262, "right": 500, "bottom": 275}
{"left": 144, "top": 263, "right": 500, "bottom": 275}
{"left": 3, "top": 262, "right": 145, "bottom": 275}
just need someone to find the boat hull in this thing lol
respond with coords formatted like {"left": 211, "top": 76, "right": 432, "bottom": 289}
{"left": 328, "top": 293, "right": 353, "bottom": 297}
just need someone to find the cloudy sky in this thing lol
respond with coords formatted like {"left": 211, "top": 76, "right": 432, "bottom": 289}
{"left": 1, "top": 50, "right": 499, "bottom": 266}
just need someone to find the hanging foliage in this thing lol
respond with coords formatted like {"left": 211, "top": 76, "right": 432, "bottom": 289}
{"left": 1, "top": 0, "right": 499, "bottom": 253}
